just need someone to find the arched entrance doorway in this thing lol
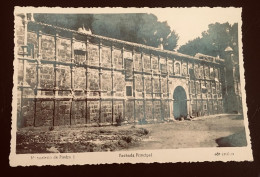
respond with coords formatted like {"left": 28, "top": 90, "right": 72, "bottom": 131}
{"left": 173, "top": 86, "right": 188, "bottom": 119}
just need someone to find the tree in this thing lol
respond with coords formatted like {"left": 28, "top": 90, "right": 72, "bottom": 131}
{"left": 178, "top": 22, "right": 238, "bottom": 60}
{"left": 33, "top": 13, "right": 179, "bottom": 50}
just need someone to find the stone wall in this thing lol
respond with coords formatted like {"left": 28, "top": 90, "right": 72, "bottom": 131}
{"left": 15, "top": 16, "right": 225, "bottom": 128}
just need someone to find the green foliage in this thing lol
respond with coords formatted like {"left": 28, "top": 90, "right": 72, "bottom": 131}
{"left": 178, "top": 22, "right": 238, "bottom": 60}
{"left": 34, "top": 13, "right": 179, "bottom": 50}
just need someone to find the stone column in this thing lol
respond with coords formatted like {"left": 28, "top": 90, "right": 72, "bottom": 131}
{"left": 158, "top": 55, "right": 163, "bottom": 121}
{"left": 54, "top": 32, "right": 59, "bottom": 97}
{"left": 166, "top": 57, "right": 170, "bottom": 120}
{"left": 69, "top": 36, "right": 75, "bottom": 125}
{"left": 150, "top": 53, "right": 154, "bottom": 121}
{"left": 194, "top": 61, "right": 197, "bottom": 116}
{"left": 132, "top": 49, "right": 136, "bottom": 123}
{"left": 187, "top": 60, "right": 192, "bottom": 117}
{"left": 20, "top": 15, "right": 29, "bottom": 127}
{"left": 173, "top": 58, "right": 175, "bottom": 75}
{"left": 140, "top": 51, "right": 145, "bottom": 122}
{"left": 98, "top": 40, "right": 103, "bottom": 124}
{"left": 85, "top": 37, "right": 89, "bottom": 124}
{"left": 188, "top": 79, "right": 192, "bottom": 117}
{"left": 22, "top": 17, "right": 28, "bottom": 86}
{"left": 36, "top": 30, "right": 42, "bottom": 97}
{"left": 180, "top": 59, "right": 183, "bottom": 76}
{"left": 111, "top": 44, "right": 114, "bottom": 124}
{"left": 122, "top": 47, "right": 126, "bottom": 121}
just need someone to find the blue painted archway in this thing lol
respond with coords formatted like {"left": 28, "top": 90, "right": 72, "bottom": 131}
{"left": 173, "top": 86, "right": 188, "bottom": 119}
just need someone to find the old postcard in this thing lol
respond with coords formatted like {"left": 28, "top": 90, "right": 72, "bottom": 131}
{"left": 10, "top": 7, "right": 253, "bottom": 166}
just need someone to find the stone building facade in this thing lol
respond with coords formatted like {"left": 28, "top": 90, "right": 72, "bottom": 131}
{"left": 15, "top": 14, "right": 239, "bottom": 128}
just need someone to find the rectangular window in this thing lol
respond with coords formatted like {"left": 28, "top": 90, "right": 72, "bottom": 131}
{"left": 126, "top": 86, "right": 132, "bottom": 96}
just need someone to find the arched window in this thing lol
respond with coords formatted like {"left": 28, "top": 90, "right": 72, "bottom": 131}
{"left": 175, "top": 62, "right": 180, "bottom": 75}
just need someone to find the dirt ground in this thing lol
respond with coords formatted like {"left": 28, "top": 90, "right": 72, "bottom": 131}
{"left": 126, "top": 114, "right": 247, "bottom": 150}
{"left": 16, "top": 114, "right": 247, "bottom": 153}
{"left": 16, "top": 125, "right": 149, "bottom": 154}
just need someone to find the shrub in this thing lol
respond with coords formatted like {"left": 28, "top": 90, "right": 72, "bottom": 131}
{"left": 116, "top": 113, "right": 123, "bottom": 126}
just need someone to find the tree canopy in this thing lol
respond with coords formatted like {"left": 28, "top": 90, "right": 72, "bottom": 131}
{"left": 34, "top": 13, "right": 179, "bottom": 50}
{"left": 178, "top": 22, "right": 238, "bottom": 60}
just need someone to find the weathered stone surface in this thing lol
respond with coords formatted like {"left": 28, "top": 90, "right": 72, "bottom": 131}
{"left": 151, "top": 55, "right": 159, "bottom": 73}
{"left": 153, "top": 77, "right": 160, "bottom": 97}
{"left": 41, "top": 35, "right": 55, "bottom": 60}
{"left": 160, "top": 57, "right": 167, "bottom": 74}
{"left": 182, "top": 63, "right": 188, "bottom": 76}
{"left": 125, "top": 100, "right": 134, "bottom": 122}
{"left": 113, "top": 49, "right": 123, "bottom": 69}
{"left": 168, "top": 60, "right": 174, "bottom": 75}
{"left": 40, "top": 64, "right": 54, "bottom": 89}
{"left": 196, "top": 82, "right": 201, "bottom": 94}
{"left": 72, "top": 101, "right": 86, "bottom": 125}
{"left": 124, "top": 50, "right": 132, "bottom": 59}
{"left": 102, "top": 46, "right": 111, "bottom": 68}
{"left": 208, "top": 100, "right": 213, "bottom": 115}
{"left": 153, "top": 101, "right": 161, "bottom": 121}
{"left": 88, "top": 68, "right": 99, "bottom": 92}
{"left": 143, "top": 54, "right": 151, "bottom": 72}
{"left": 161, "top": 77, "right": 167, "bottom": 98}
{"left": 144, "top": 75, "right": 152, "bottom": 97}
{"left": 134, "top": 53, "right": 142, "bottom": 72}
{"left": 162, "top": 100, "right": 169, "bottom": 119}
{"left": 218, "top": 100, "right": 223, "bottom": 113}
{"left": 125, "top": 59, "right": 133, "bottom": 79}
{"left": 101, "top": 101, "right": 112, "bottom": 123}
{"left": 58, "top": 38, "right": 71, "bottom": 62}
{"left": 145, "top": 101, "right": 153, "bottom": 121}
{"left": 16, "top": 19, "right": 226, "bottom": 127}
{"left": 135, "top": 74, "right": 143, "bottom": 94}
{"left": 113, "top": 101, "right": 123, "bottom": 122}
{"left": 54, "top": 101, "right": 71, "bottom": 126}
{"left": 35, "top": 101, "right": 54, "bottom": 127}
{"left": 191, "top": 101, "right": 197, "bottom": 116}
{"left": 27, "top": 32, "right": 38, "bottom": 58}
{"left": 58, "top": 91, "right": 71, "bottom": 96}
{"left": 23, "top": 88, "right": 35, "bottom": 97}
{"left": 135, "top": 101, "right": 144, "bottom": 121}
{"left": 15, "top": 17, "right": 25, "bottom": 54}
{"left": 20, "top": 98, "right": 35, "bottom": 127}
{"left": 113, "top": 72, "right": 125, "bottom": 97}
{"left": 41, "top": 91, "right": 54, "bottom": 96}
{"left": 102, "top": 70, "right": 112, "bottom": 96}
{"left": 199, "top": 66, "right": 204, "bottom": 78}
{"left": 88, "top": 43, "right": 99, "bottom": 66}
{"left": 74, "top": 91, "right": 84, "bottom": 96}
{"left": 74, "top": 67, "right": 86, "bottom": 89}
{"left": 205, "top": 66, "right": 210, "bottom": 79}
{"left": 87, "top": 101, "right": 100, "bottom": 123}
{"left": 57, "top": 66, "right": 71, "bottom": 90}
{"left": 26, "top": 62, "right": 37, "bottom": 89}
{"left": 17, "top": 60, "right": 23, "bottom": 84}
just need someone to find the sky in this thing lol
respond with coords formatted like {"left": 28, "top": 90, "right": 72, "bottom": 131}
{"left": 149, "top": 8, "right": 242, "bottom": 48}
